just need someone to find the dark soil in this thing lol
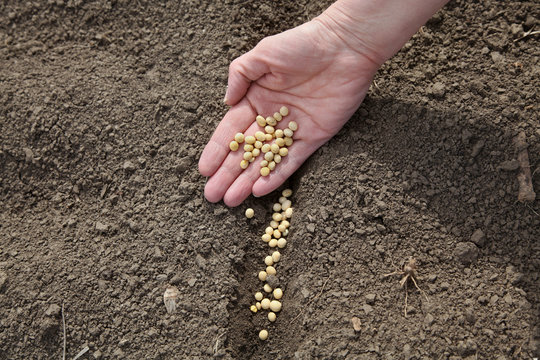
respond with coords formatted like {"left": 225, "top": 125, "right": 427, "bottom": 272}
{"left": 1, "top": 0, "right": 539, "bottom": 359}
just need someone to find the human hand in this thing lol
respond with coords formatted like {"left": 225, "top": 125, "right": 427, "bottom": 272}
{"left": 198, "top": 17, "right": 380, "bottom": 207}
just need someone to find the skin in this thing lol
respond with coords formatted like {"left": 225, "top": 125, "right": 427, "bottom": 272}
{"left": 199, "top": 0, "right": 449, "bottom": 207}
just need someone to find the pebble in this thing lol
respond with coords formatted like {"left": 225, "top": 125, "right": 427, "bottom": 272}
{"left": 0, "top": 271, "right": 7, "bottom": 291}
{"left": 122, "top": 160, "right": 137, "bottom": 172}
{"left": 430, "top": 82, "right": 446, "bottom": 98}
{"left": 454, "top": 242, "right": 479, "bottom": 265}
{"left": 266, "top": 274, "right": 279, "bottom": 289}
{"left": 362, "top": 304, "right": 373, "bottom": 314}
{"left": 498, "top": 159, "right": 520, "bottom": 171}
{"left": 95, "top": 221, "right": 108, "bottom": 233}
{"left": 424, "top": 313, "right": 434, "bottom": 326}
{"left": 45, "top": 304, "right": 61, "bottom": 317}
{"left": 156, "top": 274, "right": 168, "bottom": 281}
{"left": 306, "top": 224, "right": 315, "bottom": 233}
{"left": 365, "top": 293, "right": 376, "bottom": 304}
{"left": 470, "top": 229, "right": 485, "bottom": 247}
{"left": 471, "top": 139, "right": 485, "bottom": 158}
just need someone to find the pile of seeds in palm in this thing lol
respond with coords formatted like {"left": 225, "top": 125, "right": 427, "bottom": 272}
{"left": 246, "top": 189, "right": 294, "bottom": 341}
{"left": 229, "top": 106, "right": 297, "bottom": 176}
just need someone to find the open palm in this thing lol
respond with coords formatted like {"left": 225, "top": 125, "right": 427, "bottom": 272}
{"left": 199, "top": 19, "right": 379, "bottom": 207}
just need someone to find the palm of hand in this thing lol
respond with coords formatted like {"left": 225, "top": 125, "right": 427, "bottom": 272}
{"left": 199, "top": 21, "right": 378, "bottom": 206}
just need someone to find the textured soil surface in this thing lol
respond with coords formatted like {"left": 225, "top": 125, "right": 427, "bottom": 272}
{"left": 1, "top": 0, "right": 539, "bottom": 359}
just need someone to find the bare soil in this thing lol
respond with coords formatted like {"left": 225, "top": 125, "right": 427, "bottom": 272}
{"left": 1, "top": 0, "right": 539, "bottom": 359}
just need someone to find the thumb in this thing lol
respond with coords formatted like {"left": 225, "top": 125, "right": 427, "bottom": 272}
{"left": 225, "top": 42, "right": 270, "bottom": 106}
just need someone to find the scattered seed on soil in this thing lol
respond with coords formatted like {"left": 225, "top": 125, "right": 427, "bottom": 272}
{"left": 269, "top": 239, "right": 278, "bottom": 247}
{"left": 288, "top": 121, "right": 298, "bottom": 131}
{"left": 281, "top": 200, "right": 292, "bottom": 211}
{"left": 163, "top": 286, "right": 179, "bottom": 314}
{"left": 261, "top": 298, "right": 271, "bottom": 310}
{"left": 273, "top": 288, "right": 283, "bottom": 300}
{"left": 245, "top": 135, "right": 256, "bottom": 144}
{"left": 282, "top": 189, "right": 293, "bottom": 197}
{"left": 256, "top": 302, "right": 262, "bottom": 310}
{"left": 258, "top": 271, "right": 267, "bottom": 281}
{"left": 279, "top": 196, "right": 287, "bottom": 204}
{"left": 273, "top": 112, "right": 282, "bottom": 122}
{"left": 265, "top": 227, "right": 274, "bottom": 235}
{"left": 277, "top": 238, "right": 287, "bottom": 248}
{"left": 245, "top": 208, "right": 254, "bottom": 218}
{"left": 265, "top": 255, "right": 274, "bottom": 266}
{"left": 244, "top": 144, "right": 254, "bottom": 152}
{"left": 235, "top": 133, "right": 245, "bottom": 143}
{"left": 281, "top": 220, "right": 290, "bottom": 228}
{"left": 272, "top": 251, "right": 281, "bottom": 263}
{"left": 270, "top": 220, "right": 279, "bottom": 228}
{"left": 268, "top": 312, "right": 277, "bottom": 322}
{"left": 277, "top": 224, "right": 286, "bottom": 232}
{"left": 261, "top": 167, "right": 270, "bottom": 176}
{"left": 259, "top": 329, "right": 268, "bottom": 341}
{"left": 264, "top": 283, "right": 273, "bottom": 293}
{"left": 272, "top": 213, "right": 282, "bottom": 222}
{"left": 283, "top": 229, "right": 289, "bottom": 236}
{"left": 262, "top": 234, "right": 271, "bottom": 242}
{"left": 273, "top": 229, "right": 281, "bottom": 238}
{"left": 266, "top": 266, "right": 276, "bottom": 275}
{"left": 279, "top": 106, "right": 289, "bottom": 116}
{"left": 250, "top": 305, "right": 258, "bottom": 313}
{"left": 270, "top": 300, "right": 282, "bottom": 312}
{"left": 256, "top": 115, "right": 267, "bottom": 127}
{"left": 285, "top": 208, "right": 293, "bottom": 218}
{"left": 273, "top": 203, "right": 282, "bottom": 212}
{"left": 255, "top": 292, "right": 263, "bottom": 301}
{"left": 229, "top": 141, "right": 239, "bottom": 151}
{"left": 240, "top": 160, "right": 249, "bottom": 169}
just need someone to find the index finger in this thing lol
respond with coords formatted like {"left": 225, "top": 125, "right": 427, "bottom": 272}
{"left": 198, "top": 98, "right": 257, "bottom": 177}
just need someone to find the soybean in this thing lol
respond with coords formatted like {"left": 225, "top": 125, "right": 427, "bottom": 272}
{"left": 260, "top": 167, "right": 270, "bottom": 177}
{"left": 269, "top": 239, "right": 278, "bottom": 248}
{"left": 269, "top": 300, "right": 282, "bottom": 312}
{"left": 266, "top": 266, "right": 276, "bottom": 275}
{"left": 288, "top": 121, "right": 298, "bottom": 131}
{"left": 245, "top": 208, "right": 254, "bottom": 218}
{"left": 273, "top": 288, "right": 283, "bottom": 300}
{"left": 279, "top": 106, "right": 289, "bottom": 116}
{"left": 235, "top": 133, "right": 245, "bottom": 143}
{"left": 277, "top": 238, "right": 287, "bottom": 248}
{"left": 279, "top": 148, "right": 288, "bottom": 157}
{"left": 272, "top": 251, "right": 280, "bottom": 263}
{"left": 264, "top": 283, "right": 273, "bottom": 293}
{"left": 261, "top": 298, "right": 271, "bottom": 310}
{"left": 282, "top": 189, "right": 293, "bottom": 197}
{"left": 259, "top": 329, "right": 268, "bottom": 340}
{"left": 264, "top": 255, "right": 274, "bottom": 266}
{"left": 255, "top": 131, "right": 266, "bottom": 142}
{"left": 268, "top": 312, "right": 277, "bottom": 322}
{"left": 283, "top": 128, "right": 294, "bottom": 138}
{"left": 240, "top": 160, "right": 249, "bottom": 169}
{"left": 266, "top": 116, "right": 277, "bottom": 126}
{"left": 256, "top": 115, "right": 267, "bottom": 127}
{"left": 273, "top": 112, "right": 283, "bottom": 122}
{"left": 245, "top": 135, "right": 256, "bottom": 144}
{"left": 244, "top": 144, "right": 254, "bottom": 152}
{"left": 230, "top": 141, "right": 239, "bottom": 151}
{"left": 255, "top": 292, "right": 263, "bottom": 301}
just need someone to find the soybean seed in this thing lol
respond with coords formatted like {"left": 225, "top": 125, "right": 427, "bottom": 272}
{"left": 266, "top": 116, "right": 277, "bottom": 126}
{"left": 260, "top": 160, "right": 269, "bottom": 167}
{"left": 235, "top": 133, "right": 245, "bottom": 143}
{"left": 240, "top": 160, "right": 249, "bottom": 169}
{"left": 273, "top": 229, "right": 281, "bottom": 239}
{"left": 280, "top": 220, "right": 290, "bottom": 228}
{"left": 269, "top": 300, "right": 282, "bottom": 312}
{"left": 243, "top": 152, "right": 253, "bottom": 161}
{"left": 261, "top": 298, "right": 271, "bottom": 310}
{"left": 245, "top": 208, "right": 254, "bottom": 218}
{"left": 268, "top": 161, "right": 276, "bottom": 171}
{"left": 277, "top": 238, "right": 287, "bottom": 248}
{"left": 244, "top": 144, "right": 254, "bottom": 152}
{"left": 255, "top": 131, "right": 266, "bottom": 142}
{"left": 275, "top": 129, "right": 284, "bottom": 138}
{"left": 252, "top": 148, "right": 260, "bottom": 157}
{"left": 288, "top": 121, "right": 298, "bottom": 131}
{"left": 256, "top": 115, "right": 267, "bottom": 127}
{"left": 256, "top": 302, "right": 262, "bottom": 310}
{"left": 275, "top": 138, "right": 285, "bottom": 147}
{"left": 283, "top": 128, "right": 294, "bottom": 138}
{"left": 265, "top": 133, "right": 273, "bottom": 141}
{"left": 265, "top": 226, "right": 274, "bottom": 235}
{"left": 255, "top": 140, "right": 263, "bottom": 149}
{"left": 272, "top": 213, "right": 283, "bottom": 222}
{"left": 279, "top": 196, "right": 287, "bottom": 204}
{"left": 264, "top": 125, "right": 275, "bottom": 134}
{"left": 262, "top": 234, "right": 271, "bottom": 242}
{"left": 282, "top": 189, "right": 293, "bottom": 197}
{"left": 270, "top": 220, "right": 279, "bottom": 228}
{"left": 281, "top": 200, "right": 292, "bottom": 210}
{"left": 269, "top": 239, "right": 278, "bottom": 248}
{"left": 260, "top": 167, "right": 270, "bottom": 177}
{"left": 261, "top": 144, "right": 271, "bottom": 153}
{"left": 264, "top": 152, "right": 274, "bottom": 162}
{"left": 264, "top": 283, "right": 273, "bottom": 293}
{"left": 245, "top": 136, "right": 256, "bottom": 144}
{"left": 230, "top": 141, "right": 239, "bottom": 151}
{"left": 285, "top": 208, "right": 293, "bottom": 218}
{"left": 250, "top": 305, "right": 258, "bottom": 313}
{"left": 268, "top": 312, "right": 277, "bottom": 322}
{"left": 272, "top": 251, "right": 281, "bottom": 263}
{"left": 274, "top": 155, "right": 282, "bottom": 164}
{"left": 255, "top": 292, "right": 263, "bottom": 301}
{"left": 284, "top": 137, "right": 293, "bottom": 146}
{"left": 271, "top": 144, "right": 280, "bottom": 154}
{"left": 278, "top": 224, "right": 286, "bottom": 232}
{"left": 258, "top": 271, "right": 267, "bottom": 281}
{"left": 279, "top": 148, "right": 288, "bottom": 157}
{"left": 273, "top": 203, "right": 282, "bottom": 212}
{"left": 249, "top": 157, "right": 255, "bottom": 162}
{"left": 266, "top": 266, "right": 276, "bottom": 275}
{"left": 264, "top": 256, "right": 274, "bottom": 266}
{"left": 273, "top": 288, "right": 283, "bottom": 300}
{"left": 279, "top": 106, "right": 289, "bottom": 116}
{"left": 273, "top": 112, "right": 283, "bottom": 122}
{"left": 259, "top": 329, "right": 268, "bottom": 341}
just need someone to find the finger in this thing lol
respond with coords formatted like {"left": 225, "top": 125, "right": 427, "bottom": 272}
{"left": 223, "top": 148, "right": 265, "bottom": 207}
{"left": 204, "top": 121, "right": 264, "bottom": 203}
{"left": 198, "top": 99, "right": 256, "bottom": 177}
{"left": 252, "top": 140, "right": 323, "bottom": 197}
{"left": 225, "top": 44, "right": 270, "bottom": 106}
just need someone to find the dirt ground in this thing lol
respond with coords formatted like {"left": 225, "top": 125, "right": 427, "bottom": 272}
{"left": 1, "top": 0, "right": 539, "bottom": 359}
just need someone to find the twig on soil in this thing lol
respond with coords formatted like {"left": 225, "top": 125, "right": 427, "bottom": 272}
{"left": 513, "top": 132, "right": 536, "bottom": 202}
{"left": 213, "top": 332, "right": 225, "bottom": 354}
{"left": 291, "top": 277, "right": 330, "bottom": 323}
{"left": 384, "top": 257, "right": 428, "bottom": 317}
{"left": 62, "top": 301, "right": 66, "bottom": 360}
{"left": 513, "top": 27, "right": 540, "bottom": 42}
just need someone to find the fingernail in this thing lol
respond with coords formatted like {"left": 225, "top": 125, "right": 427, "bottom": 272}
{"left": 223, "top": 86, "right": 229, "bottom": 104}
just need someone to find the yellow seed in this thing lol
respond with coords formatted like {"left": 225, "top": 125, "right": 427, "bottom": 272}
{"left": 252, "top": 148, "right": 260, "bottom": 157}
{"left": 260, "top": 167, "right": 270, "bottom": 177}
{"left": 255, "top": 292, "right": 263, "bottom": 301}
{"left": 266, "top": 266, "right": 276, "bottom": 275}
{"left": 266, "top": 116, "right": 277, "bottom": 126}
{"left": 284, "top": 137, "right": 293, "bottom": 146}
{"left": 265, "top": 256, "right": 274, "bottom": 266}
{"left": 235, "top": 133, "right": 245, "bottom": 143}
{"left": 279, "top": 106, "right": 289, "bottom": 116}
{"left": 265, "top": 226, "right": 274, "bottom": 235}
{"left": 273, "top": 112, "right": 283, "bottom": 122}
{"left": 270, "top": 300, "right": 282, "bottom": 312}
{"left": 256, "top": 115, "right": 267, "bottom": 127}
{"left": 270, "top": 144, "right": 280, "bottom": 154}
{"left": 285, "top": 208, "right": 293, "bottom": 218}
{"left": 270, "top": 220, "right": 279, "bottom": 228}
{"left": 283, "top": 229, "right": 289, "bottom": 236}
{"left": 260, "top": 160, "right": 269, "bottom": 167}
{"left": 273, "top": 155, "right": 281, "bottom": 164}
{"left": 268, "top": 312, "right": 277, "bottom": 322}
{"left": 278, "top": 224, "right": 286, "bottom": 232}
{"left": 273, "top": 229, "right": 281, "bottom": 238}
{"left": 273, "top": 288, "right": 283, "bottom": 300}
{"left": 245, "top": 208, "right": 254, "bottom": 218}
{"left": 229, "top": 141, "right": 239, "bottom": 151}
{"left": 282, "top": 189, "right": 293, "bottom": 197}
{"left": 265, "top": 133, "right": 273, "bottom": 141}
{"left": 249, "top": 157, "right": 255, "bottom": 163}
{"left": 288, "top": 121, "right": 298, "bottom": 131}
{"left": 272, "top": 251, "right": 281, "bottom": 263}
{"left": 269, "top": 239, "right": 278, "bottom": 248}
{"left": 284, "top": 128, "right": 294, "bottom": 138}
{"left": 264, "top": 125, "right": 275, "bottom": 134}
{"left": 275, "top": 129, "right": 284, "bottom": 138}
{"left": 258, "top": 271, "right": 267, "bottom": 281}
{"left": 273, "top": 203, "right": 282, "bottom": 212}
{"left": 275, "top": 138, "right": 285, "bottom": 147}
{"left": 272, "top": 213, "right": 283, "bottom": 222}
{"left": 254, "top": 140, "right": 263, "bottom": 149}
{"left": 261, "top": 144, "right": 271, "bottom": 153}
{"left": 245, "top": 136, "right": 256, "bottom": 144}
{"left": 280, "top": 220, "right": 290, "bottom": 228}
{"left": 264, "top": 152, "right": 274, "bottom": 162}
{"left": 264, "top": 283, "right": 273, "bottom": 293}
{"left": 279, "top": 148, "right": 288, "bottom": 157}
{"left": 255, "top": 131, "right": 265, "bottom": 142}
{"left": 240, "top": 160, "right": 249, "bottom": 169}
{"left": 268, "top": 161, "right": 276, "bottom": 171}
{"left": 262, "top": 234, "right": 271, "bottom": 242}
{"left": 277, "top": 238, "right": 287, "bottom": 248}
{"left": 261, "top": 298, "right": 271, "bottom": 310}
{"left": 281, "top": 200, "right": 292, "bottom": 211}
{"left": 256, "top": 302, "right": 262, "bottom": 310}
{"left": 259, "top": 329, "right": 268, "bottom": 341}
{"left": 243, "top": 152, "right": 253, "bottom": 161}
{"left": 250, "top": 305, "right": 258, "bottom": 313}
{"left": 244, "top": 144, "right": 254, "bottom": 152}
{"left": 279, "top": 196, "right": 287, "bottom": 204}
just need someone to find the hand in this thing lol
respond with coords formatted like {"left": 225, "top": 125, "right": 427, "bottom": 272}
{"left": 198, "top": 17, "right": 380, "bottom": 207}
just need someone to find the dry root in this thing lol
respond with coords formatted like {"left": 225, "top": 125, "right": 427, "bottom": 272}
{"left": 385, "top": 257, "right": 429, "bottom": 317}
{"left": 514, "top": 132, "right": 536, "bottom": 202}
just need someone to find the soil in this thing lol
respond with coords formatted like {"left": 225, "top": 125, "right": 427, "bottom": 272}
{"left": 0, "top": 0, "right": 539, "bottom": 359}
